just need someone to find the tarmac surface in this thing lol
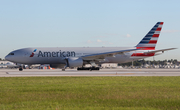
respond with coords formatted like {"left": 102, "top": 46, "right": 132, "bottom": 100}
{"left": 0, "top": 68, "right": 180, "bottom": 77}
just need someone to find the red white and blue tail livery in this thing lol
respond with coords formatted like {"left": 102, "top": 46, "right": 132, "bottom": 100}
{"left": 131, "top": 22, "right": 169, "bottom": 57}
{"left": 136, "top": 22, "right": 163, "bottom": 50}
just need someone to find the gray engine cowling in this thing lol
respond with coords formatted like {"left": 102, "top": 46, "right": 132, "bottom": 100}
{"left": 66, "top": 57, "right": 83, "bottom": 68}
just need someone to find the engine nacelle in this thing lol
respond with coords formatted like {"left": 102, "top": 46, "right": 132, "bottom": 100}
{"left": 67, "top": 57, "right": 83, "bottom": 68}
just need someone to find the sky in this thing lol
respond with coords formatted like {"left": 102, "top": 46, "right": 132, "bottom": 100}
{"left": 0, "top": 0, "right": 180, "bottom": 60}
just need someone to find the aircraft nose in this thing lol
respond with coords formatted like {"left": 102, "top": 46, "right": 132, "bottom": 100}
{"left": 5, "top": 52, "right": 16, "bottom": 61}
{"left": 5, "top": 55, "right": 10, "bottom": 61}
{"left": 5, "top": 54, "right": 14, "bottom": 61}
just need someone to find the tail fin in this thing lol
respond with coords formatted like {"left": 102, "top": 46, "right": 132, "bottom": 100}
{"left": 136, "top": 22, "right": 164, "bottom": 50}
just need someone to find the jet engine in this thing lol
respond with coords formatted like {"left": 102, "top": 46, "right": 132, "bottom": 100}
{"left": 49, "top": 57, "right": 83, "bottom": 69}
{"left": 66, "top": 57, "right": 83, "bottom": 68}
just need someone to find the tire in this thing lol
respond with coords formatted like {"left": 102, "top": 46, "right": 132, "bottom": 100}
{"left": 19, "top": 68, "right": 23, "bottom": 71}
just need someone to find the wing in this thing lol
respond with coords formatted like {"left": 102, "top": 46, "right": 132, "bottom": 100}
{"left": 81, "top": 49, "right": 139, "bottom": 60}
{"left": 144, "top": 48, "right": 177, "bottom": 54}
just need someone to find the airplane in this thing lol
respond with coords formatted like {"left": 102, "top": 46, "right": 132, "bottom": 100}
{"left": 5, "top": 22, "right": 176, "bottom": 71}
{"left": 5, "top": 62, "right": 19, "bottom": 68}
{"left": 1, "top": 62, "right": 29, "bottom": 69}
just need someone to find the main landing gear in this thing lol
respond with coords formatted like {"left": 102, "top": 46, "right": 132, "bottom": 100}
{"left": 77, "top": 67, "right": 100, "bottom": 71}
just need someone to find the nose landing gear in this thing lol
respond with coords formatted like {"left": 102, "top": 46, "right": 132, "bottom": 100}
{"left": 19, "top": 66, "right": 23, "bottom": 71}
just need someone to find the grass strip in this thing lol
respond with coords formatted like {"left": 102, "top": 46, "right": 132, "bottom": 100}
{"left": 0, "top": 77, "right": 180, "bottom": 110}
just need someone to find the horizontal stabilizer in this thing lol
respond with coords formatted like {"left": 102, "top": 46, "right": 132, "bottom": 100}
{"left": 144, "top": 48, "right": 177, "bottom": 54}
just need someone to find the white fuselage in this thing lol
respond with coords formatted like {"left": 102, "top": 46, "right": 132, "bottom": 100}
{"left": 5, "top": 47, "right": 161, "bottom": 65}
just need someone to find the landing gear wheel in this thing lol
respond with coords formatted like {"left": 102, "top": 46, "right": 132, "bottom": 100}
{"left": 19, "top": 67, "right": 23, "bottom": 71}
{"left": 77, "top": 67, "right": 99, "bottom": 71}
{"left": 91, "top": 67, "right": 99, "bottom": 70}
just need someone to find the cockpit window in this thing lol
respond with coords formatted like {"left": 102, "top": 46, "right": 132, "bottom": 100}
{"left": 8, "top": 53, "right": 14, "bottom": 55}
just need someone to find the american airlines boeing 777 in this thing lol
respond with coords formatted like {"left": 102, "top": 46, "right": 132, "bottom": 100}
{"left": 5, "top": 22, "right": 176, "bottom": 71}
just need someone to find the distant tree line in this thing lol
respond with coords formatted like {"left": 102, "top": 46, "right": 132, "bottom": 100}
{"left": 118, "top": 59, "right": 179, "bottom": 67}
{"left": 0, "top": 58, "right": 6, "bottom": 61}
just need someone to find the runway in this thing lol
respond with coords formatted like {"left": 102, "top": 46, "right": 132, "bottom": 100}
{"left": 0, "top": 68, "right": 180, "bottom": 77}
